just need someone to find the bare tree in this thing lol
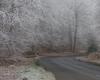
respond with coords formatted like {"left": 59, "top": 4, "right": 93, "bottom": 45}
{"left": 72, "top": 0, "right": 94, "bottom": 53}
{"left": 72, "top": 0, "right": 78, "bottom": 53}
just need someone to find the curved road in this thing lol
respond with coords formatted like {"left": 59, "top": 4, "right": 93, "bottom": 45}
{"left": 39, "top": 57, "right": 100, "bottom": 80}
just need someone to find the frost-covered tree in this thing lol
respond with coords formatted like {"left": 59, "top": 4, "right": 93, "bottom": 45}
{"left": 0, "top": 0, "right": 98, "bottom": 57}
{"left": 71, "top": 0, "right": 96, "bottom": 52}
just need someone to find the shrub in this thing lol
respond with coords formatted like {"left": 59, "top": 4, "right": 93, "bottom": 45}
{"left": 87, "top": 43, "right": 98, "bottom": 53}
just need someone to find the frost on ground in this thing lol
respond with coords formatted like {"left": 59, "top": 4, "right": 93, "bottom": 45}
{"left": 17, "top": 66, "right": 56, "bottom": 80}
{"left": 0, "top": 65, "right": 56, "bottom": 80}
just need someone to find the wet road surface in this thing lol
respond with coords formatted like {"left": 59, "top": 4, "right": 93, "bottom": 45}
{"left": 39, "top": 57, "right": 100, "bottom": 80}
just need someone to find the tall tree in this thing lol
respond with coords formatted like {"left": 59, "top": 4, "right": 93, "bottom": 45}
{"left": 72, "top": 0, "right": 78, "bottom": 53}
{"left": 72, "top": 0, "right": 95, "bottom": 53}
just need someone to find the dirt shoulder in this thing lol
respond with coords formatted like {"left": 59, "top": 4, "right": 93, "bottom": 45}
{"left": 76, "top": 56, "right": 100, "bottom": 66}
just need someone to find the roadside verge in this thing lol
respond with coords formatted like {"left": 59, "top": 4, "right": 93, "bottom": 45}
{"left": 76, "top": 57, "right": 100, "bottom": 66}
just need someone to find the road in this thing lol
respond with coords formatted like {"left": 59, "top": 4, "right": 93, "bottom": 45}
{"left": 39, "top": 57, "right": 100, "bottom": 80}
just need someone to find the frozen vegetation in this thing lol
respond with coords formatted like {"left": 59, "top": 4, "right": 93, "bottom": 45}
{"left": 17, "top": 66, "right": 55, "bottom": 80}
{"left": 0, "top": 0, "right": 99, "bottom": 57}
{"left": 0, "top": 65, "right": 56, "bottom": 80}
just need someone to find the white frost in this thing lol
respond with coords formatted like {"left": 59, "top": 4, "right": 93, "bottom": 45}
{"left": 0, "top": 0, "right": 98, "bottom": 57}
{"left": 17, "top": 66, "right": 56, "bottom": 80}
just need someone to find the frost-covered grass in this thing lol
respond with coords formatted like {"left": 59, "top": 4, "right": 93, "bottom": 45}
{"left": 17, "top": 65, "right": 56, "bottom": 80}
{"left": 0, "top": 61, "right": 56, "bottom": 80}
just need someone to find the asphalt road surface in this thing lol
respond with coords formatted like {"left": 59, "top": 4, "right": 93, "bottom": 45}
{"left": 39, "top": 57, "right": 100, "bottom": 80}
